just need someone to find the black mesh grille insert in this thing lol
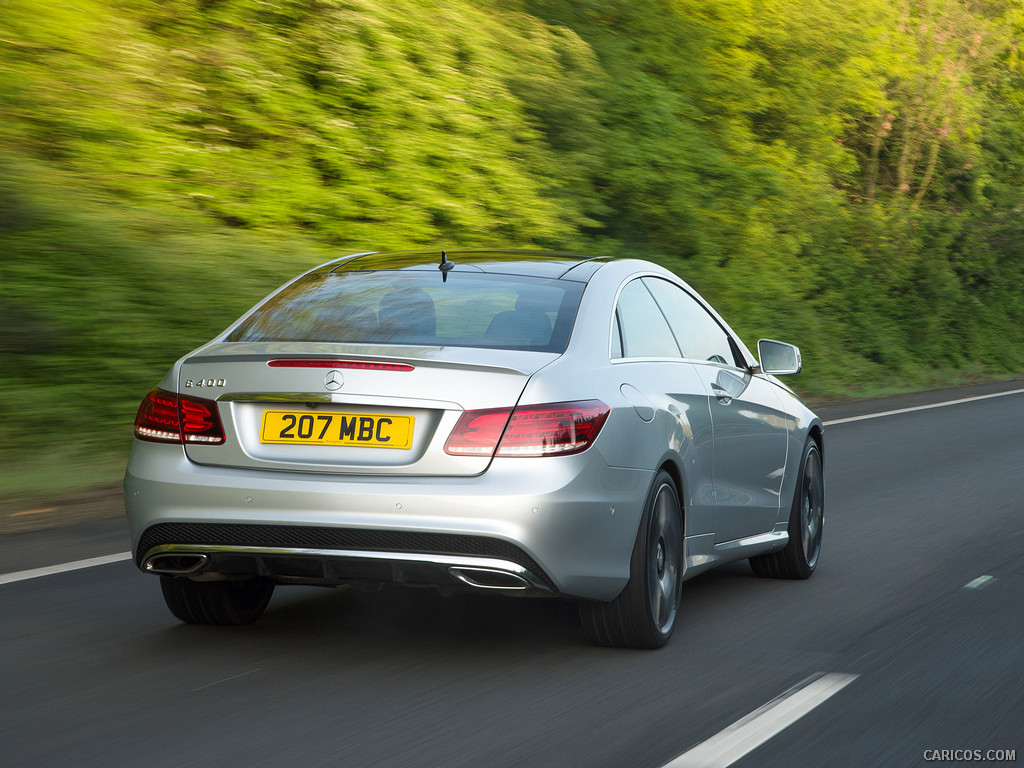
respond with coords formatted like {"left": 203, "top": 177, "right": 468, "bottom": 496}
{"left": 136, "top": 522, "right": 555, "bottom": 590}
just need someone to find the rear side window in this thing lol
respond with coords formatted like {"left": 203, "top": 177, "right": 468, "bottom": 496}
{"left": 228, "top": 271, "right": 584, "bottom": 352}
{"left": 615, "top": 279, "right": 681, "bottom": 358}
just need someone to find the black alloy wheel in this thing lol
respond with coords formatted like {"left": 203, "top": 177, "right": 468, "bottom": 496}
{"left": 579, "top": 469, "right": 683, "bottom": 648}
{"left": 750, "top": 437, "right": 824, "bottom": 579}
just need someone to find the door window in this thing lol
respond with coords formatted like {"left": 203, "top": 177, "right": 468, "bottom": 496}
{"left": 643, "top": 278, "right": 739, "bottom": 366}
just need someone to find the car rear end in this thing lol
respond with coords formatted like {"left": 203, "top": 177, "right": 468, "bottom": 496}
{"left": 125, "top": 254, "right": 647, "bottom": 601}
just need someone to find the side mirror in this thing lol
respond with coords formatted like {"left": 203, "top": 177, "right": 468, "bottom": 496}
{"left": 757, "top": 339, "right": 802, "bottom": 375}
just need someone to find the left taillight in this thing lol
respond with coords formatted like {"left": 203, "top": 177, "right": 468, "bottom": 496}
{"left": 445, "top": 400, "right": 609, "bottom": 458}
{"left": 134, "top": 388, "right": 225, "bottom": 445}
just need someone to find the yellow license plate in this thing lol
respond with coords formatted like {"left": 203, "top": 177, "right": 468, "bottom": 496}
{"left": 260, "top": 411, "right": 414, "bottom": 449}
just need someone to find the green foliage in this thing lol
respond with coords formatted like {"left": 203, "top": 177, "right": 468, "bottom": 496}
{"left": 0, "top": 0, "right": 606, "bottom": 247}
{"left": 0, "top": 155, "right": 330, "bottom": 494}
{"left": 2, "top": 0, "right": 1024, "bottom": 496}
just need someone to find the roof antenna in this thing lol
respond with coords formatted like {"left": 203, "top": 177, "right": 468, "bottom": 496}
{"left": 439, "top": 250, "right": 454, "bottom": 282}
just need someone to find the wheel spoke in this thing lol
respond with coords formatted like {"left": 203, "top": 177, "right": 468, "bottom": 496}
{"left": 653, "top": 579, "right": 668, "bottom": 624}
{"left": 653, "top": 492, "right": 669, "bottom": 532}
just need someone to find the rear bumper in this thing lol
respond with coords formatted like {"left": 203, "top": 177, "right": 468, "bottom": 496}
{"left": 124, "top": 442, "right": 651, "bottom": 601}
{"left": 140, "top": 541, "right": 553, "bottom": 594}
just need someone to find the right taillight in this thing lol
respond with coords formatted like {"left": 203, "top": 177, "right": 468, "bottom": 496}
{"left": 134, "top": 388, "right": 225, "bottom": 445}
{"left": 445, "top": 400, "right": 609, "bottom": 458}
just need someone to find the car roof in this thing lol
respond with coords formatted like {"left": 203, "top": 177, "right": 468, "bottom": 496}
{"left": 316, "top": 249, "right": 614, "bottom": 282}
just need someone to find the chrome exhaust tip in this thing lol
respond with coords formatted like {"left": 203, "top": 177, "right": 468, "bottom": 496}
{"left": 144, "top": 553, "right": 209, "bottom": 576}
{"left": 448, "top": 566, "right": 531, "bottom": 590}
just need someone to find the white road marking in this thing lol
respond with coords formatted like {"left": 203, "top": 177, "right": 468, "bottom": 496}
{"left": 661, "top": 673, "right": 859, "bottom": 768}
{"left": 0, "top": 552, "right": 131, "bottom": 586}
{"left": 964, "top": 575, "right": 996, "bottom": 590}
{"left": 823, "top": 387, "right": 1024, "bottom": 426}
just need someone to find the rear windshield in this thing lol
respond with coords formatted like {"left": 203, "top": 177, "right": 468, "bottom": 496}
{"left": 227, "top": 271, "right": 584, "bottom": 352}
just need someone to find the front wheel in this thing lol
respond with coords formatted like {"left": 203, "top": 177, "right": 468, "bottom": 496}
{"left": 750, "top": 437, "right": 824, "bottom": 579}
{"left": 160, "top": 576, "right": 275, "bottom": 625}
{"left": 579, "top": 470, "right": 683, "bottom": 649}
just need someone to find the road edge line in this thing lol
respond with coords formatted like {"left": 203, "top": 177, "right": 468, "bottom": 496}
{"left": 0, "top": 552, "right": 132, "bottom": 586}
{"left": 823, "top": 387, "right": 1024, "bottom": 426}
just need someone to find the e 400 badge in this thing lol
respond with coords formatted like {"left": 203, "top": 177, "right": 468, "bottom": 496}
{"left": 184, "top": 378, "right": 226, "bottom": 388}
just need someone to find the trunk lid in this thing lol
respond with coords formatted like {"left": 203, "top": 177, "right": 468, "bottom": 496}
{"left": 179, "top": 342, "right": 556, "bottom": 476}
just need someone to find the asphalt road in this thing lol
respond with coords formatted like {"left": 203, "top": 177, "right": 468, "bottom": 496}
{"left": 1, "top": 382, "right": 1022, "bottom": 768}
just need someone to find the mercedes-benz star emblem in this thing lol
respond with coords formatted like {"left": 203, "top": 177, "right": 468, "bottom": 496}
{"left": 324, "top": 370, "right": 344, "bottom": 391}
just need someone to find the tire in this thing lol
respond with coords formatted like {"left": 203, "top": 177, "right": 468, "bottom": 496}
{"left": 750, "top": 437, "right": 823, "bottom": 579}
{"left": 579, "top": 470, "right": 683, "bottom": 649}
{"left": 160, "top": 576, "right": 275, "bottom": 625}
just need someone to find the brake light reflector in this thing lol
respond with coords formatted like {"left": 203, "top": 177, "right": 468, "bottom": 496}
{"left": 444, "top": 400, "right": 609, "bottom": 458}
{"left": 268, "top": 359, "right": 414, "bottom": 372}
{"left": 133, "top": 388, "right": 225, "bottom": 445}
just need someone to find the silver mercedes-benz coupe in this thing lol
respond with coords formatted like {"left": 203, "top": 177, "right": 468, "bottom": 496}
{"left": 125, "top": 249, "right": 824, "bottom": 648}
